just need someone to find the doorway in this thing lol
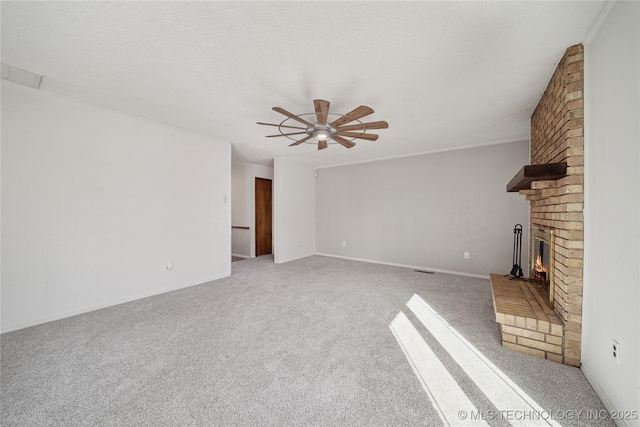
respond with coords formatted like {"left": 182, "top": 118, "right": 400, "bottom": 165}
{"left": 255, "top": 177, "right": 272, "bottom": 256}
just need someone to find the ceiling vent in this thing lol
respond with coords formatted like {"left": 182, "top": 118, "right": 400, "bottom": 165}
{"left": 1, "top": 64, "right": 43, "bottom": 89}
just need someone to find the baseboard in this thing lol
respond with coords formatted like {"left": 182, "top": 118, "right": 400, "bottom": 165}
{"left": 1, "top": 272, "right": 230, "bottom": 334}
{"left": 581, "top": 363, "right": 629, "bottom": 427}
{"left": 314, "top": 253, "right": 490, "bottom": 279}
{"left": 231, "top": 253, "right": 250, "bottom": 258}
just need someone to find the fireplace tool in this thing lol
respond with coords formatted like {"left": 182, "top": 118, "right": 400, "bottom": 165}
{"left": 509, "top": 224, "right": 524, "bottom": 278}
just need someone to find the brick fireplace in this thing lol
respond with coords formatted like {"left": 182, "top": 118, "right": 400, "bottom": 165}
{"left": 492, "top": 44, "right": 584, "bottom": 367}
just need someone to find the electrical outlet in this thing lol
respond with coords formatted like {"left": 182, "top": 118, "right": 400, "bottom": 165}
{"left": 342, "top": 241, "right": 347, "bottom": 247}
{"left": 464, "top": 252, "right": 470, "bottom": 259}
{"left": 612, "top": 340, "right": 620, "bottom": 364}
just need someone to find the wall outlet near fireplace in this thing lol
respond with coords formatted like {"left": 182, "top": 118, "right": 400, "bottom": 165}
{"left": 464, "top": 252, "right": 470, "bottom": 259}
{"left": 612, "top": 339, "right": 620, "bottom": 364}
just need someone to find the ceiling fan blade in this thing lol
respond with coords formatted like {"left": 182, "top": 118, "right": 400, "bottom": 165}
{"left": 289, "top": 135, "right": 313, "bottom": 146}
{"left": 330, "top": 105, "right": 374, "bottom": 127}
{"left": 336, "top": 131, "right": 379, "bottom": 141}
{"left": 318, "top": 140, "right": 328, "bottom": 150}
{"left": 266, "top": 132, "right": 308, "bottom": 138}
{"left": 272, "top": 107, "right": 313, "bottom": 126}
{"left": 336, "top": 121, "right": 389, "bottom": 131}
{"left": 313, "top": 99, "right": 330, "bottom": 125}
{"left": 331, "top": 135, "right": 356, "bottom": 149}
{"left": 257, "top": 122, "right": 307, "bottom": 130}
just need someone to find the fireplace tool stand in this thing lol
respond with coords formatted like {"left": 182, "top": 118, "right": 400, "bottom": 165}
{"left": 508, "top": 224, "right": 524, "bottom": 279}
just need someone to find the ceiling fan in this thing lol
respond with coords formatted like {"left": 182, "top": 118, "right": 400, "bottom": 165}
{"left": 257, "top": 99, "right": 388, "bottom": 150}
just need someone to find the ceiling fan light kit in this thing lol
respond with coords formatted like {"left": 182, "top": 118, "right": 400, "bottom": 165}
{"left": 258, "top": 99, "right": 388, "bottom": 150}
{"left": 311, "top": 125, "right": 333, "bottom": 141}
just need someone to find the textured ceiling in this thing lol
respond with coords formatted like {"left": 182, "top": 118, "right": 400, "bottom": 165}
{"left": 1, "top": 1, "right": 606, "bottom": 168}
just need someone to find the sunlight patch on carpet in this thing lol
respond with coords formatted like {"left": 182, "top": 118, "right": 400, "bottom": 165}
{"left": 390, "top": 294, "right": 561, "bottom": 427}
{"left": 390, "top": 311, "right": 486, "bottom": 426}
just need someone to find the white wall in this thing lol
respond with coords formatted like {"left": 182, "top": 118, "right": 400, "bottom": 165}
{"left": 273, "top": 157, "right": 315, "bottom": 263}
{"left": 231, "top": 162, "right": 273, "bottom": 258}
{"left": 582, "top": 1, "right": 640, "bottom": 421}
{"left": 1, "top": 82, "right": 231, "bottom": 332}
{"left": 315, "top": 141, "right": 530, "bottom": 277}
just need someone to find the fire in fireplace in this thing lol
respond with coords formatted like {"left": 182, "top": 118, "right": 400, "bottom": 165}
{"left": 531, "top": 227, "right": 555, "bottom": 308}
{"left": 534, "top": 244, "right": 549, "bottom": 282}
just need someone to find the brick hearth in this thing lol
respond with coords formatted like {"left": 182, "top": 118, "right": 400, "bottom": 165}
{"left": 490, "top": 274, "right": 564, "bottom": 363}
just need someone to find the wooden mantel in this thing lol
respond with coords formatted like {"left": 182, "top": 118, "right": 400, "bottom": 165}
{"left": 507, "top": 162, "right": 567, "bottom": 192}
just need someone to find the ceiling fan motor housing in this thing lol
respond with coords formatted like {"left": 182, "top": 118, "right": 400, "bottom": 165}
{"left": 308, "top": 124, "right": 335, "bottom": 141}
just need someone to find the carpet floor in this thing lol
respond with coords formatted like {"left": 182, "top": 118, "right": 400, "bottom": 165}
{"left": 1, "top": 255, "right": 611, "bottom": 426}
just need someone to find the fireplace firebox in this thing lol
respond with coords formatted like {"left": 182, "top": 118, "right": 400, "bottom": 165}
{"left": 531, "top": 227, "right": 555, "bottom": 308}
